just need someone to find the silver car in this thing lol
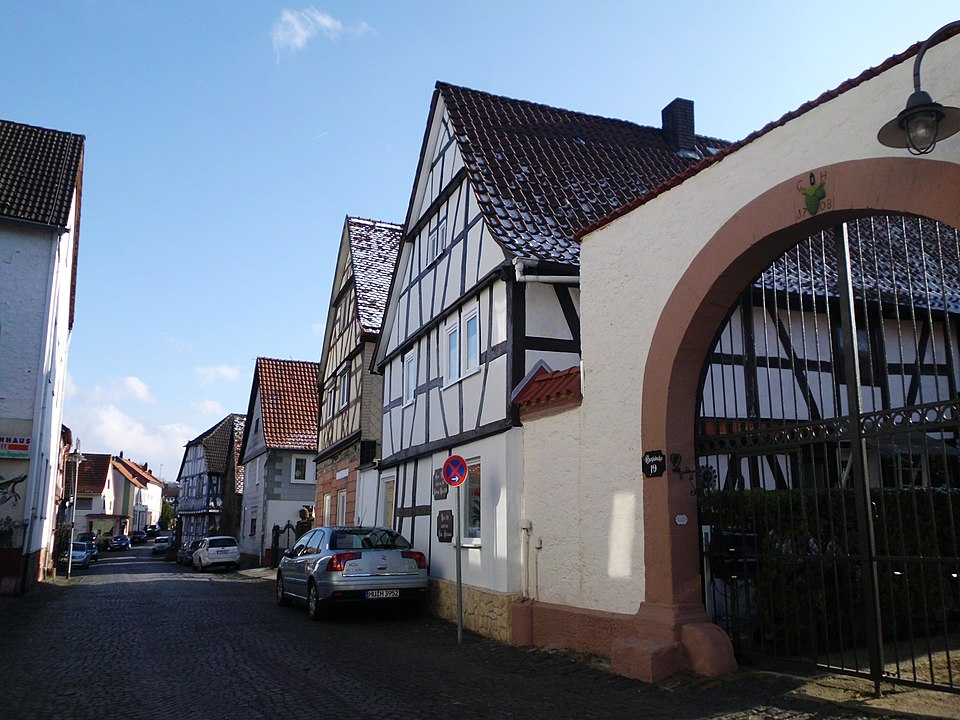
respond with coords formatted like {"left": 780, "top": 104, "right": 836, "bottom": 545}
{"left": 276, "top": 526, "right": 428, "bottom": 619}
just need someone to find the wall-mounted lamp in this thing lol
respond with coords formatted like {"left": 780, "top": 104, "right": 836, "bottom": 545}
{"left": 878, "top": 20, "right": 960, "bottom": 155}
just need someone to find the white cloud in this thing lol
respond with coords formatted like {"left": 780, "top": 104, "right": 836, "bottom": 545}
{"left": 64, "top": 372, "right": 154, "bottom": 403}
{"left": 192, "top": 399, "right": 225, "bottom": 416}
{"left": 120, "top": 375, "right": 154, "bottom": 403}
{"left": 64, "top": 402, "right": 197, "bottom": 483}
{"left": 195, "top": 364, "right": 243, "bottom": 385}
{"left": 311, "top": 322, "right": 325, "bottom": 334}
{"left": 271, "top": 7, "right": 372, "bottom": 55}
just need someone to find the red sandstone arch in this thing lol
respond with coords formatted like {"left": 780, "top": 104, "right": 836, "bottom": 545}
{"left": 640, "top": 157, "right": 960, "bottom": 617}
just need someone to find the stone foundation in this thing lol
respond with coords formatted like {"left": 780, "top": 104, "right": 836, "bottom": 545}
{"left": 428, "top": 577, "right": 521, "bottom": 644}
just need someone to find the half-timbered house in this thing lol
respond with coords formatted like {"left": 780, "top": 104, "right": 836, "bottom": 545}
{"left": 238, "top": 357, "right": 320, "bottom": 566}
{"left": 176, "top": 413, "right": 245, "bottom": 547}
{"left": 372, "top": 82, "right": 727, "bottom": 639}
{"left": 317, "top": 217, "right": 401, "bottom": 527}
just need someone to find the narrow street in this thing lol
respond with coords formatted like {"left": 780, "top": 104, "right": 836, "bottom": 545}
{"left": 0, "top": 544, "right": 927, "bottom": 719}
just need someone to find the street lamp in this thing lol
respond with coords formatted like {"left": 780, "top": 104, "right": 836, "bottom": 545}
{"left": 878, "top": 20, "right": 960, "bottom": 154}
{"left": 65, "top": 443, "right": 85, "bottom": 579}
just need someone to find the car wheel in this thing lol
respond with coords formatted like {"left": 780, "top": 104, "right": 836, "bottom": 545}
{"left": 307, "top": 582, "right": 329, "bottom": 621}
{"left": 276, "top": 574, "right": 291, "bottom": 607}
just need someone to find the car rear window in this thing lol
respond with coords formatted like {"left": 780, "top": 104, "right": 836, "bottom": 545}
{"left": 208, "top": 538, "right": 237, "bottom": 548}
{"left": 331, "top": 528, "right": 411, "bottom": 550}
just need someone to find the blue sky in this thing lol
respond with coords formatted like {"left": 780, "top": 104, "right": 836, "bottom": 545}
{"left": 4, "top": 1, "right": 958, "bottom": 483}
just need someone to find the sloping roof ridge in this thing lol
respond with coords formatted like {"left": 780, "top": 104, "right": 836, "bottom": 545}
{"left": 1, "top": 116, "right": 85, "bottom": 140}
{"left": 578, "top": 32, "right": 947, "bottom": 239}
{"left": 347, "top": 215, "right": 402, "bottom": 229}
{"left": 436, "top": 81, "right": 728, "bottom": 143}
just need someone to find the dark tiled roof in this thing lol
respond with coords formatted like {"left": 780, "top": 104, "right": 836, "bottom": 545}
{"left": 513, "top": 365, "right": 582, "bottom": 410}
{"left": 764, "top": 216, "right": 960, "bottom": 313}
{"left": 437, "top": 82, "right": 727, "bottom": 266}
{"left": 580, "top": 29, "right": 960, "bottom": 238}
{"left": 0, "top": 119, "right": 84, "bottom": 228}
{"left": 256, "top": 357, "right": 320, "bottom": 451}
{"left": 347, "top": 217, "right": 402, "bottom": 334}
{"left": 187, "top": 414, "right": 246, "bottom": 475}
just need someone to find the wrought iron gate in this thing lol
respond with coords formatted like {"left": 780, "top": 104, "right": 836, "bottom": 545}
{"left": 696, "top": 215, "right": 960, "bottom": 693}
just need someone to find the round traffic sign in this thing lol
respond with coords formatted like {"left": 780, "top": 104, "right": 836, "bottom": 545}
{"left": 442, "top": 455, "right": 468, "bottom": 487}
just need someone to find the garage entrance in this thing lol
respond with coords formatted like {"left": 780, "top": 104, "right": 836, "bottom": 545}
{"left": 695, "top": 214, "right": 960, "bottom": 693}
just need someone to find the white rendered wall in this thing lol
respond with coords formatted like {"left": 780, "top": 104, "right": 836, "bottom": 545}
{"left": 531, "top": 37, "right": 960, "bottom": 615}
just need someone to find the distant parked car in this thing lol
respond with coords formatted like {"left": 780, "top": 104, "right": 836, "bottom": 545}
{"left": 83, "top": 541, "right": 99, "bottom": 562}
{"left": 109, "top": 534, "right": 131, "bottom": 551}
{"left": 130, "top": 530, "right": 147, "bottom": 544}
{"left": 275, "top": 526, "right": 428, "bottom": 619}
{"left": 152, "top": 536, "right": 172, "bottom": 555}
{"left": 178, "top": 540, "right": 202, "bottom": 565}
{"left": 192, "top": 536, "right": 240, "bottom": 572}
{"left": 77, "top": 531, "right": 97, "bottom": 545}
{"left": 145, "top": 524, "right": 160, "bottom": 538}
{"left": 59, "top": 542, "right": 92, "bottom": 570}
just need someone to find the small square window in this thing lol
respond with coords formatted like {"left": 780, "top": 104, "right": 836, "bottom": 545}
{"left": 291, "top": 457, "right": 313, "bottom": 484}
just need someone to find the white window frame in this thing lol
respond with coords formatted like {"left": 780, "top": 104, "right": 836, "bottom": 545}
{"left": 380, "top": 476, "right": 395, "bottom": 528}
{"left": 323, "top": 493, "right": 332, "bottom": 526}
{"left": 325, "top": 380, "right": 337, "bottom": 419}
{"left": 338, "top": 368, "right": 350, "bottom": 409}
{"left": 403, "top": 352, "right": 416, "bottom": 406}
{"left": 462, "top": 458, "right": 482, "bottom": 546}
{"left": 445, "top": 320, "right": 460, "bottom": 385}
{"left": 337, "top": 489, "right": 347, "bottom": 525}
{"left": 463, "top": 306, "right": 480, "bottom": 374}
{"left": 290, "top": 456, "right": 313, "bottom": 484}
{"left": 427, "top": 217, "right": 448, "bottom": 263}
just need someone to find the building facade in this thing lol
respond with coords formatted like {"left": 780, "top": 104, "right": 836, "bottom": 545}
{"left": 371, "top": 83, "right": 725, "bottom": 641}
{"left": 238, "top": 357, "right": 319, "bottom": 566}
{"left": 317, "top": 217, "right": 401, "bottom": 530}
{"left": 0, "top": 119, "right": 84, "bottom": 593}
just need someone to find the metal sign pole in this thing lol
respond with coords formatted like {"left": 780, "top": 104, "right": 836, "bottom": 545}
{"left": 455, "top": 483, "right": 463, "bottom": 645}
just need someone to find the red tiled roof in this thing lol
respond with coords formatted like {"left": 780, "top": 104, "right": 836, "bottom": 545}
{"left": 256, "top": 357, "right": 320, "bottom": 451}
{"left": 112, "top": 456, "right": 162, "bottom": 489}
{"left": 436, "top": 82, "right": 728, "bottom": 266}
{"left": 347, "top": 217, "right": 402, "bottom": 334}
{"left": 513, "top": 365, "right": 582, "bottom": 410}
{"left": 75, "top": 453, "right": 112, "bottom": 495}
{"left": 0, "top": 118, "right": 84, "bottom": 228}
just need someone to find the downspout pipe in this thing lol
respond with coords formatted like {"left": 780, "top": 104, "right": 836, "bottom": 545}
{"left": 512, "top": 257, "right": 580, "bottom": 285}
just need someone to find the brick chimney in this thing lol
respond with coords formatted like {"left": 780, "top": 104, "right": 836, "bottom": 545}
{"left": 661, "top": 98, "right": 696, "bottom": 156}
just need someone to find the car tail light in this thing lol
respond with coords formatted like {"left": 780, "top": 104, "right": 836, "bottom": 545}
{"left": 326, "top": 552, "right": 361, "bottom": 572}
{"left": 402, "top": 550, "right": 428, "bottom": 570}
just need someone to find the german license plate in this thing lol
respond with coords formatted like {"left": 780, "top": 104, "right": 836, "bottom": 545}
{"left": 365, "top": 589, "right": 400, "bottom": 599}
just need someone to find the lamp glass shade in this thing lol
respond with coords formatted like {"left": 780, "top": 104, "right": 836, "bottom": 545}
{"left": 906, "top": 110, "right": 941, "bottom": 153}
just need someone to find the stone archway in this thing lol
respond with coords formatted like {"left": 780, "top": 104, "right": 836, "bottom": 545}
{"left": 637, "top": 156, "right": 960, "bottom": 676}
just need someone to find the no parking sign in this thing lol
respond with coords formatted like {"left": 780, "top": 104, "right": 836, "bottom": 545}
{"left": 442, "top": 455, "right": 468, "bottom": 487}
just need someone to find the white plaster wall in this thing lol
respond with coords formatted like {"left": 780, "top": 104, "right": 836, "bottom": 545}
{"left": 521, "top": 405, "right": 584, "bottom": 604}
{"left": 0, "top": 224, "right": 50, "bottom": 421}
{"left": 569, "top": 38, "right": 960, "bottom": 613}
{"left": 413, "top": 428, "right": 524, "bottom": 594}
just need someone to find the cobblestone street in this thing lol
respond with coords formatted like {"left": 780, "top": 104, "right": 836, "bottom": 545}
{"left": 0, "top": 544, "right": 951, "bottom": 719}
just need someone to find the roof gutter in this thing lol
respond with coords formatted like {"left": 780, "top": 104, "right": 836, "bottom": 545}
{"left": 513, "top": 258, "right": 580, "bottom": 285}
